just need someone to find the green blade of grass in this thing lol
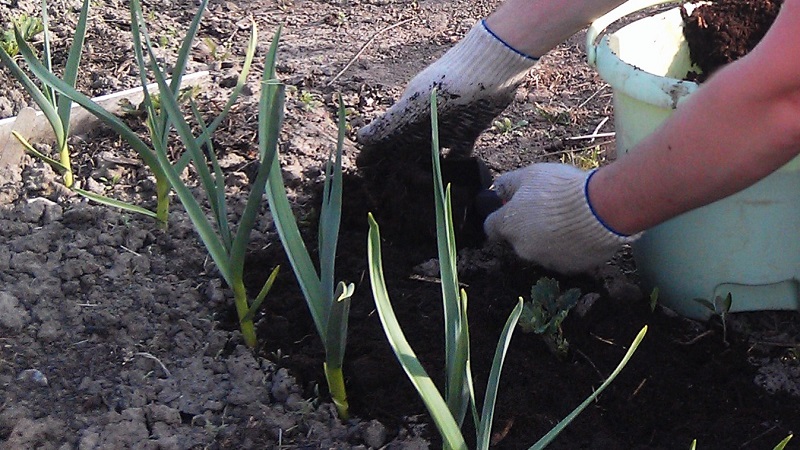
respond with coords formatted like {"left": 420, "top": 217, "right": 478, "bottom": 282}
{"left": 318, "top": 96, "right": 346, "bottom": 301}
{"left": 229, "top": 78, "right": 282, "bottom": 277}
{"left": 134, "top": 23, "right": 234, "bottom": 286}
{"left": 324, "top": 280, "right": 354, "bottom": 419}
{"left": 73, "top": 188, "right": 159, "bottom": 219}
{"left": 263, "top": 40, "right": 325, "bottom": 334}
{"left": 16, "top": 36, "right": 162, "bottom": 174}
{"left": 530, "top": 326, "right": 648, "bottom": 449}
{"left": 2, "top": 37, "right": 64, "bottom": 145}
{"left": 229, "top": 29, "right": 282, "bottom": 280}
{"left": 190, "top": 100, "right": 231, "bottom": 250}
{"left": 40, "top": 0, "right": 54, "bottom": 104}
{"left": 130, "top": 0, "right": 209, "bottom": 148}
{"left": 11, "top": 132, "right": 67, "bottom": 171}
{"left": 476, "top": 298, "right": 523, "bottom": 449}
{"left": 325, "top": 281, "right": 354, "bottom": 367}
{"left": 56, "top": 0, "right": 90, "bottom": 132}
{"left": 136, "top": 7, "right": 224, "bottom": 224}
{"left": 194, "top": 21, "right": 259, "bottom": 149}
{"left": 168, "top": 0, "right": 206, "bottom": 95}
{"left": 176, "top": 20, "right": 259, "bottom": 176}
{"left": 773, "top": 434, "right": 793, "bottom": 450}
{"left": 266, "top": 149, "right": 326, "bottom": 334}
{"left": 430, "top": 89, "right": 468, "bottom": 423}
{"left": 129, "top": 0, "right": 164, "bottom": 142}
{"left": 241, "top": 265, "right": 280, "bottom": 323}
{"left": 367, "top": 213, "right": 468, "bottom": 450}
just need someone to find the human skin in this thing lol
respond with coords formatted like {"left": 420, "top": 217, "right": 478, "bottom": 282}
{"left": 587, "top": 0, "right": 800, "bottom": 235}
{"left": 485, "top": 0, "right": 629, "bottom": 57}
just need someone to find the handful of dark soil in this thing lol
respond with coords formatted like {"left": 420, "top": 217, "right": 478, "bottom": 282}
{"left": 681, "top": 0, "right": 782, "bottom": 82}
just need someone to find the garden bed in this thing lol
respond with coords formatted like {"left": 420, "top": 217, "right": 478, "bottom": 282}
{"left": 1, "top": 0, "right": 798, "bottom": 448}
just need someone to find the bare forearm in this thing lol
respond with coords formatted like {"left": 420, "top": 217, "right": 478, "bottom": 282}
{"left": 486, "top": 0, "right": 628, "bottom": 57}
{"left": 588, "top": 0, "right": 800, "bottom": 235}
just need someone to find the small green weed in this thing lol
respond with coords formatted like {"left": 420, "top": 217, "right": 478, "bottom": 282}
{"left": 559, "top": 145, "right": 606, "bottom": 170}
{"left": 649, "top": 287, "right": 659, "bottom": 312}
{"left": 695, "top": 293, "right": 733, "bottom": 345}
{"left": 1, "top": 14, "right": 43, "bottom": 57}
{"left": 298, "top": 90, "right": 321, "bottom": 111}
{"left": 203, "top": 36, "right": 231, "bottom": 61}
{"left": 492, "top": 117, "right": 528, "bottom": 135}
{"left": 534, "top": 103, "right": 571, "bottom": 125}
{"left": 519, "top": 277, "right": 582, "bottom": 358}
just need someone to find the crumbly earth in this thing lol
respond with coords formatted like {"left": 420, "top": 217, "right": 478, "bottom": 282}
{"left": 1, "top": 0, "right": 799, "bottom": 449}
{"left": 682, "top": 0, "right": 782, "bottom": 81}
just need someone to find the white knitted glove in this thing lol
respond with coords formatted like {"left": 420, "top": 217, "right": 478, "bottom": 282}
{"left": 357, "top": 20, "right": 538, "bottom": 164}
{"left": 484, "top": 163, "right": 641, "bottom": 274}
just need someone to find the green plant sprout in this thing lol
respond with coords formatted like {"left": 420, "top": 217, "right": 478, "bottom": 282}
{"left": 298, "top": 90, "right": 321, "bottom": 111}
{"left": 534, "top": 103, "right": 571, "bottom": 125}
{"left": 1, "top": 14, "right": 43, "bottom": 57}
{"left": 518, "top": 277, "right": 581, "bottom": 359}
{"left": 202, "top": 37, "right": 231, "bottom": 61}
{"left": 649, "top": 287, "right": 660, "bottom": 312}
{"left": 120, "top": 2, "right": 282, "bottom": 348}
{"left": 690, "top": 434, "right": 792, "bottom": 449}
{"left": 13, "top": 0, "right": 255, "bottom": 228}
{"left": 0, "top": 0, "right": 88, "bottom": 190}
{"left": 132, "top": 2, "right": 283, "bottom": 348}
{"left": 367, "top": 89, "right": 648, "bottom": 449}
{"left": 695, "top": 292, "right": 733, "bottom": 345}
{"left": 19, "top": 0, "right": 275, "bottom": 345}
{"left": 368, "top": 87, "right": 523, "bottom": 447}
{"left": 265, "top": 92, "right": 354, "bottom": 420}
{"left": 492, "top": 117, "right": 528, "bottom": 135}
{"left": 559, "top": 145, "right": 605, "bottom": 170}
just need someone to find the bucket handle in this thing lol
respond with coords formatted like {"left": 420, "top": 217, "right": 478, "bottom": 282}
{"left": 587, "top": 0, "right": 686, "bottom": 67}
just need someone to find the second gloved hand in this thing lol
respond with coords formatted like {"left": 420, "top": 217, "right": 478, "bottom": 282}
{"left": 484, "top": 163, "right": 641, "bottom": 274}
{"left": 357, "top": 20, "right": 538, "bottom": 163}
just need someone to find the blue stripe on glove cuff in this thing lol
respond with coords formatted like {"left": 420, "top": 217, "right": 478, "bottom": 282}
{"left": 481, "top": 19, "right": 539, "bottom": 61}
{"left": 584, "top": 169, "right": 632, "bottom": 238}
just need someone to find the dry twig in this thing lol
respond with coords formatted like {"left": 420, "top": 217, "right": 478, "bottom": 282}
{"left": 326, "top": 18, "right": 415, "bottom": 87}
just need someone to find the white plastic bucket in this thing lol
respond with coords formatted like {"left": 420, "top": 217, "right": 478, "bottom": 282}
{"left": 587, "top": 0, "right": 800, "bottom": 319}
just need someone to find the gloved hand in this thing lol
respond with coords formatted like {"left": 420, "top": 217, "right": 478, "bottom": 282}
{"left": 484, "top": 163, "right": 641, "bottom": 274}
{"left": 357, "top": 20, "right": 538, "bottom": 165}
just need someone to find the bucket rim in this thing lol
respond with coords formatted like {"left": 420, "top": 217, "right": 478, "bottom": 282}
{"left": 587, "top": 0, "right": 699, "bottom": 110}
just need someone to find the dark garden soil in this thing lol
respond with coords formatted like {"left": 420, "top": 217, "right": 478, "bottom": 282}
{"left": 1, "top": 0, "right": 799, "bottom": 449}
{"left": 682, "top": 0, "right": 782, "bottom": 82}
